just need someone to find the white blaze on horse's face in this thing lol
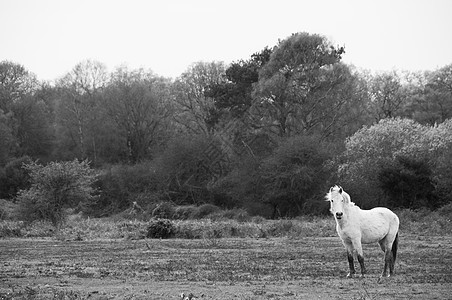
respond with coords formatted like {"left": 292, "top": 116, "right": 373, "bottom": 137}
{"left": 328, "top": 186, "right": 346, "bottom": 220}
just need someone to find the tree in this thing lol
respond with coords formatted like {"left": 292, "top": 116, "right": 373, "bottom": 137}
{"left": 0, "top": 110, "right": 15, "bottom": 166}
{"left": 12, "top": 94, "right": 54, "bottom": 160}
{"left": 339, "top": 118, "right": 429, "bottom": 208}
{"left": 173, "top": 61, "right": 226, "bottom": 134}
{"left": 16, "top": 160, "right": 98, "bottom": 227}
{"left": 0, "top": 156, "right": 32, "bottom": 199}
{"left": 423, "top": 65, "right": 452, "bottom": 123}
{"left": 0, "top": 61, "right": 43, "bottom": 163}
{"left": 105, "top": 66, "right": 173, "bottom": 163}
{"left": 260, "top": 135, "right": 332, "bottom": 217}
{"left": 206, "top": 47, "right": 272, "bottom": 118}
{"left": 0, "top": 60, "right": 38, "bottom": 113}
{"left": 378, "top": 156, "right": 437, "bottom": 208}
{"left": 252, "top": 32, "right": 346, "bottom": 137}
{"left": 55, "top": 60, "right": 108, "bottom": 160}
{"left": 367, "top": 71, "right": 406, "bottom": 121}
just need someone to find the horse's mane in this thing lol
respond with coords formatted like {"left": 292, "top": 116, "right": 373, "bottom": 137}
{"left": 325, "top": 185, "right": 358, "bottom": 208}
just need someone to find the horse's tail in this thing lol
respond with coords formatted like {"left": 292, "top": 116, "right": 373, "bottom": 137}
{"left": 392, "top": 232, "right": 399, "bottom": 262}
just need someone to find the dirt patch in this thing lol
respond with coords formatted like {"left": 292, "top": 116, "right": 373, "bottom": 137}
{"left": 1, "top": 235, "right": 451, "bottom": 299}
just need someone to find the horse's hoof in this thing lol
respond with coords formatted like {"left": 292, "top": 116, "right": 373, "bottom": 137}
{"left": 346, "top": 273, "right": 356, "bottom": 278}
{"left": 378, "top": 274, "right": 390, "bottom": 283}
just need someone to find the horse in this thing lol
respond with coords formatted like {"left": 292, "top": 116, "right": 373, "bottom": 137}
{"left": 326, "top": 185, "right": 399, "bottom": 280}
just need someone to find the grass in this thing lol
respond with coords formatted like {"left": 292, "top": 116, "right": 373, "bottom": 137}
{"left": 1, "top": 235, "right": 451, "bottom": 299}
{"left": 1, "top": 205, "right": 451, "bottom": 240}
{"left": 0, "top": 204, "right": 452, "bottom": 240}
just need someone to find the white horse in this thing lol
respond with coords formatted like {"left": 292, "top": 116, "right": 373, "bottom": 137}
{"left": 326, "top": 185, "right": 399, "bottom": 280}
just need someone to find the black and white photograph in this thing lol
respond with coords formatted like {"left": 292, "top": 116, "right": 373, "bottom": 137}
{"left": 1, "top": 0, "right": 451, "bottom": 299}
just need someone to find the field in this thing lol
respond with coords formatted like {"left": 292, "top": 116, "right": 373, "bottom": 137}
{"left": 1, "top": 231, "right": 451, "bottom": 299}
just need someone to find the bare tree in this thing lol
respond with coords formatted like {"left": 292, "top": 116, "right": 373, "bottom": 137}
{"left": 105, "top": 66, "right": 173, "bottom": 162}
{"left": 55, "top": 60, "right": 108, "bottom": 160}
{"left": 173, "top": 61, "right": 226, "bottom": 135}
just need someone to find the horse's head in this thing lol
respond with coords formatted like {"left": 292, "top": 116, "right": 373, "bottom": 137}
{"left": 326, "top": 185, "right": 351, "bottom": 220}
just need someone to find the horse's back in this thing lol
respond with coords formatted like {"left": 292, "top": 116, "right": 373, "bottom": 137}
{"left": 358, "top": 207, "right": 399, "bottom": 244}
{"left": 371, "top": 207, "right": 399, "bottom": 226}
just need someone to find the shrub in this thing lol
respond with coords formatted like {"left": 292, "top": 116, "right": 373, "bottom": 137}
{"left": 173, "top": 205, "right": 198, "bottom": 220}
{"left": 208, "top": 208, "right": 251, "bottom": 222}
{"left": 192, "top": 204, "right": 221, "bottom": 219}
{"left": 94, "top": 161, "right": 159, "bottom": 216}
{"left": 436, "top": 202, "right": 452, "bottom": 217}
{"left": 0, "top": 156, "right": 32, "bottom": 199}
{"left": 151, "top": 202, "right": 175, "bottom": 219}
{"left": 0, "top": 221, "right": 24, "bottom": 237}
{"left": 378, "top": 156, "right": 438, "bottom": 208}
{"left": 16, "top": 159, "right": 98, "bottom": 227}
{"left": 146, "top": 219, "right": 175, "bottom": 239}
{"left": 152, "top": 135, "right": 224, "bottom": 204}
{"left": 260, "top": 135, "right": 333, "bottom": 217}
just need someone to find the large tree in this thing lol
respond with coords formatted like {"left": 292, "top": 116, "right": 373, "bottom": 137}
{"left": 173, "top": 61, "right": 226, "bottom": 135}
{"left": 206, "top": 47, "right": 272, "bottom": 118}
{"left": 0, "top": 61, "right": 52, "bottom": 162}
{"left": 251, "top": 32, "right": 347, "bottom": 137}
{"left": 105, "top": 66, "right": 173, "bottom": 163}
{"left": 0, "top": 61, "right": 38, "bottom": 113}
{"left": 55, "top": 60, "right": 109, "bottom": 161}
{"left": 367, "top": 71, "right": 406, "bottom": 121}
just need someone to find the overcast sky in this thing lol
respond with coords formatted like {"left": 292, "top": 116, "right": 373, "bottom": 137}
{"left": 1, "top": 0, "right": 451, "bottom": 81}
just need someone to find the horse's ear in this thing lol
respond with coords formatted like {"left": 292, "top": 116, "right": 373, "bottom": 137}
{"left": 338, "top": 186, "right": 343, "bottom": 194}
{"left": 329, "top": 187, "right": 334, "bottom": 193}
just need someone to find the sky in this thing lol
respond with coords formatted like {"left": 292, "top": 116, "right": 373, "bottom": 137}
{"left": 1, "top": 0, "right": 452, "bottom": 81}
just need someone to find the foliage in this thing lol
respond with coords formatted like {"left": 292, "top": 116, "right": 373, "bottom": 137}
{"left": 0, "top": 156, "right": 32, "bottom": 199}
{"left": 146, "top": 219, "right": 175, "bottom": 239}
{"left": 339, "top": 118, "right": 428, "bottom": 207}
{"left": 151, "top": 202, "right": 176, "bottom": 219}
{"left": 0, "top": 220, "right": 24, "bottom": 237}
{"left": 173, "top": 205, "right": 198, "bottom": 220}
{"left": 152, "top": 134, "right": 225, "bottom": 204}
{"left": 340, "top": 117, "right": 452, "bottom": 208}
{"left": 206, "top": 47, "right": 272, "bottom": 118}
{"left": 173, "top": 61, "right": 227, "bottom": 134}
{"left": 104, "top": 66, "right": 174, "bottom": 162}
{"left": 16, "top": 160, "right": 98, "bottom": 226}
{"left": 260, "top": 135, "right": 333, "bottom": 217}
{"left": 367, "top": 71, "right": 406, "bottom": 120}
{"left": 378, "top": 156, "right": 438, "bottom": 208}
{"left": 2, "top": 35, "right": 452, "bottom": 215}
{"left": 252, "top": 32, "right": 348, "bottom": 137}
{"left": 95, "top": 161, "right": 160, "bottom": 215}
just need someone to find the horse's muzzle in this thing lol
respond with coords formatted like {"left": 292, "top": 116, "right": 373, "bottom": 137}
{"left": 336, "top": 212, "right": 343, "bottom": 219}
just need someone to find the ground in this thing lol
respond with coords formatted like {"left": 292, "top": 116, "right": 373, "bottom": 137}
{"left": 0, "top": 234, "right": 451, "bottom": 299}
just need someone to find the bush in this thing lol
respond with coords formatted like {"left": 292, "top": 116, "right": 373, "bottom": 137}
{"left": 173, "top": 205, "right": 198, "bottom": 220}
{"left": 436, "top": 202, "right": 452, "bottom": 217}
{"left": 192, "top": 204, "right": 221, "bottom": 219}
{"left": 0, "top": 221, "right": 24, "bottom": 237}
{"left": 260, "top": 135, "right": 333, "bottom": 217}
{"left": 94, "top": 161, "right": 160, "bottom": 215}
{"left": 151, "top": 202, "right": 175, "bottom": 219}
{"left": 146, "top": 219, "right": 175, "bottom": 239}
{"left": 208, "top": 208, "right": 251, "bottom": 222}
{"left": 16, "top": 159, "right": 98, "bottom": 227}
{"left": 0, "top": 156, "right": 32, "bottom": 199}
{"left": 378, "top": 156, "right": 438, "bottom": 208}
{"left": 152, "top": 135, "right": 224, "bottom": 204}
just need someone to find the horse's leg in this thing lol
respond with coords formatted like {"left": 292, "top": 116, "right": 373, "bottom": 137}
{"left": 379, "top": 237, "right": 395, "bottom": 278}
{"left": 352, "top": 239, "right": 366, "bottom": 277}
{"left": 344, "top": 242, "right": 355, "bottom": 278}
{"left": 383, "top": 249, "right": 393, "bottom": 277}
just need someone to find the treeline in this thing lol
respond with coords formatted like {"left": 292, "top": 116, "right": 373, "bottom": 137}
{"left": 1, "top": 32, "right": 451, "bottom": 218}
